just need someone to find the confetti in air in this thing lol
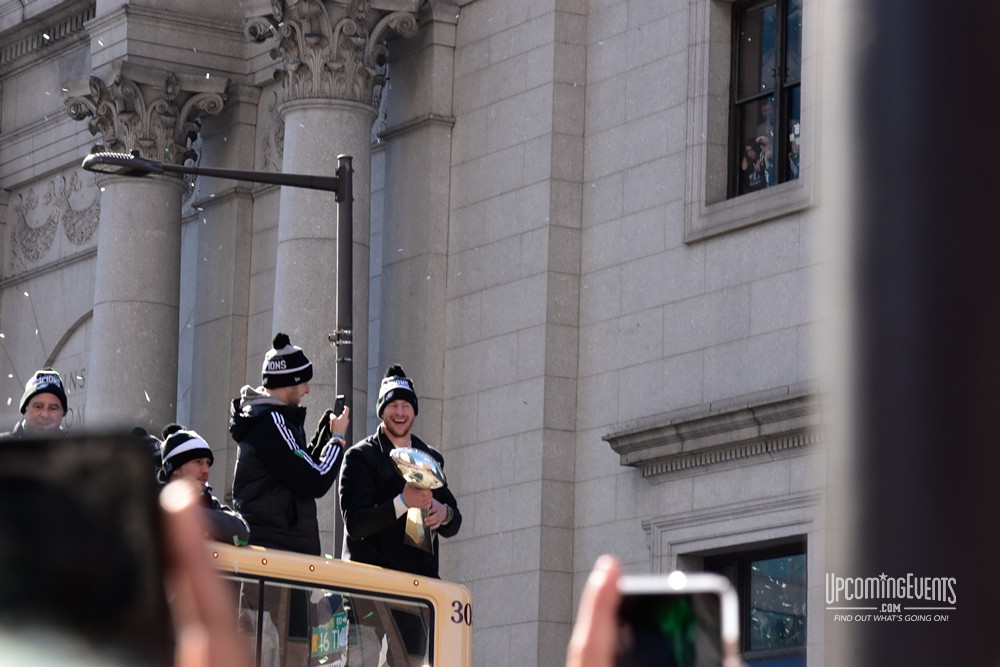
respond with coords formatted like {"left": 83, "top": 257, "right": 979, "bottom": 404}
{"left": 23, "top": 292, "right": 28, "bottom": 297}
{"left": 5, "top": 398, "right": 10, "bottom": 406}
{"left": 144, "top": 390, "right": 151, "bottom": 402}
{"left": 42, "top": 33, "right": 50, "bottom": 40}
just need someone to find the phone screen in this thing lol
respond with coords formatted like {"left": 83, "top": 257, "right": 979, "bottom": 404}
{"left": 0, "top": 431, "right": 173, "bottom": 666}
{"left": 616, "top": 584, "right": 731, "bottom": 667}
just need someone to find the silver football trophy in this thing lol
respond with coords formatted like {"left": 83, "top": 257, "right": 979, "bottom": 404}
{"left": 390, "top": 447, "right": 446, "bottom": 554}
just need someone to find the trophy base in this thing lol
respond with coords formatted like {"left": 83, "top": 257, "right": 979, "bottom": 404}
{"left": 403, "top": 507, "right": 435, "bottom": 554}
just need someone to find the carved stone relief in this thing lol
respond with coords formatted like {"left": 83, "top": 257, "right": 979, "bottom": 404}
{"left": 8, "top": 171, "right": 101, "bottom": 272}
{"left": 259, "top": 88, "right": 286, "bottom": 173}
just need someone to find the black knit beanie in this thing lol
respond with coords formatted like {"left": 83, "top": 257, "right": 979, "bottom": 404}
{"left": 262, "top": 332, "right": 313, "bottom": 388}
{"left": 159, "top": 427, "right": 213, "bottom": 481}
{"left": 376, "top": 364, "right": 418, "bottom": 417}
{"left": 19, "top": 368, "right": 68, "bottom": 415}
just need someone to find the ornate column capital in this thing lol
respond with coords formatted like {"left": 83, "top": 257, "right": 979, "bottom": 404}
{"left": 64, "top": 60, "right": 229, "bottom": 164}
{"left": 242, "top": 0, "right": 420, "bottom": 106}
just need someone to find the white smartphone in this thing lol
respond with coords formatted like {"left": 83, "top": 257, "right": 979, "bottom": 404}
{"left": 616, "top": 571, "right": 741, "bottom": 667}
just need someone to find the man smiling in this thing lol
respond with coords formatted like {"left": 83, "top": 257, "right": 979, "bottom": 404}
{"left": 339, "top": 364, "right": 461, "bottom": 579}
{"left": 6, "top": 368, "right": 69, "bottom": 437}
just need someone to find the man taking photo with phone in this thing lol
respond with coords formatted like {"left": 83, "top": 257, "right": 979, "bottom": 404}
{"left": 230, "top": 332, "right": 350, "bottom": 555}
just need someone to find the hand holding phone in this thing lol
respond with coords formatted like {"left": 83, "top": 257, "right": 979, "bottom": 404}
{"left": 616, "top": 572, "right": 740, "bottom": 667}
{"left": 327, "top": 395, "right": 350, "bottom": 446}
{"left": 567, "top": 557, "right": 742, "bottom": 667}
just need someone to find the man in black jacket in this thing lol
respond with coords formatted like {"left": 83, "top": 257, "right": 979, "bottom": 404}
{"left": 158, "top": 424, "right": 250, "bottom": 546}
{"left": 230, "top": 332, "right": 350, "bottom": 555}
{"left": 339, "top": 364, "right": 462, "bottom": 579}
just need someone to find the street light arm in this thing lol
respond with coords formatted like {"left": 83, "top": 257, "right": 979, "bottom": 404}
{"left": 82, "top": 151, "right": 343, "bottom": 195}
{"left": 81, "top": 151, "right": 165, "bottom": 176}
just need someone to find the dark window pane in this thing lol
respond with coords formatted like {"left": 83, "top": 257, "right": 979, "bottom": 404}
{"left": 228, "top": 577, "right": 433, "bottom": 667}
{"left": 748, "top": 554, "right": 807, "bottom": 652}
{"left": 785, "top": 0, "right": 803, "bottom": 82}
{"left": 738, "top": 3, "right": 778, "bottom": 98}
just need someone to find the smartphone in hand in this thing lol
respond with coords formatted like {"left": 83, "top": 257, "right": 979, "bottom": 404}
{"left": 616, "top": 571, "right": 740, "bottom": 667}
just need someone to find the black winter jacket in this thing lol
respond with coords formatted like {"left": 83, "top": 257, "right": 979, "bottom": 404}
{"left": 230, "top": 385, "right": 344, "bottom": 555}
{"left": 199, "top": 484, "right": 251, "bottom": 546}
{"left": 339, "top": 426, "right": 461, "bottom": 578}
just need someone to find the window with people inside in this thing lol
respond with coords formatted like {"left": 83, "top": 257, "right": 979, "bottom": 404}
{"left": 732, "top": 0, "right": 802, "bottom": 198}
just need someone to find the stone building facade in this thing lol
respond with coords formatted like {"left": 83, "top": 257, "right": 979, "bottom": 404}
{"left": 0, "top": 0, "right": 843, "bottom": 665}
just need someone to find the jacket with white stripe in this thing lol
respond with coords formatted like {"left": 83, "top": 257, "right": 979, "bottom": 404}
{"left": 229, "top": 385, "right": 344, "bottom": 555}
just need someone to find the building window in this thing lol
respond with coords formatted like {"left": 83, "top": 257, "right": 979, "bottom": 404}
{"left": 731, "top": 0, "right": 802, "bottom": 197}
{"left": 705, "top": 541, "right": 806, "bottom": 667}
{"left": 683, "top": 0, "right": 813, "bottom": 242}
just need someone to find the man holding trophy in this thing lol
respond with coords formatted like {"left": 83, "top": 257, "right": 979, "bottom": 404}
{"left": 339, "top": 364, "right": 462, "bottom": 579}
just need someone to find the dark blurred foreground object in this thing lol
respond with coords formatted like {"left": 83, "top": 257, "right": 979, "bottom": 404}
{"left": 849, "top": 1, "right": 1000, "bottom": 665}
{"left": 0, "top": 432, "right": 172, "bottom": 666}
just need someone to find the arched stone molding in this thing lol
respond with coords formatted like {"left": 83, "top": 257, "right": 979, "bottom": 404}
{"left": 44, "top": 310, "right": 93, "bottom": 431}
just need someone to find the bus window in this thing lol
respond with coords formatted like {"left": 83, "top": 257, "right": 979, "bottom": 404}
{"left": 226, "top": 575, "right": 433, "bottom": 667}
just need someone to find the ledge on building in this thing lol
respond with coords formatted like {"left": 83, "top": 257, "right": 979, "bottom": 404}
{"left": 603, "top": 383, "right": 821, "bottom": 479}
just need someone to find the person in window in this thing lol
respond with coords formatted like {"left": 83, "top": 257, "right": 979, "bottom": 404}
{"left": 788, "top": 120, "right": 801, "bottom": 180}
{"left": 740, "top": 139, "right": 767, "bottom": 193}
{"left": 756, "top": 98, "right": 776, "bottom": 146}
{"left": 3, "top": 368, "right": 68, "bottom": 437}
{"left": 158, "top": 424, "right": 250, "bottom": 546}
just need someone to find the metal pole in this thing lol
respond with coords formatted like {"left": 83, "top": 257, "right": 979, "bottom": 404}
{"left": 333, "top": 154, "right": 353, "bottom": 558}
{"left": 334, "top": 154, "right": 354, "bottom": 444}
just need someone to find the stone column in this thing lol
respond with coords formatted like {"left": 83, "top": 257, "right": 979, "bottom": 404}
{"left": 378, "top": 5, "right": 459, "bottom": 448}
{"left": 65, "top": 60, "right": 227, "bottom": 430}
{"left": 244, "top": 0, "right": 420, "bottom": 553}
